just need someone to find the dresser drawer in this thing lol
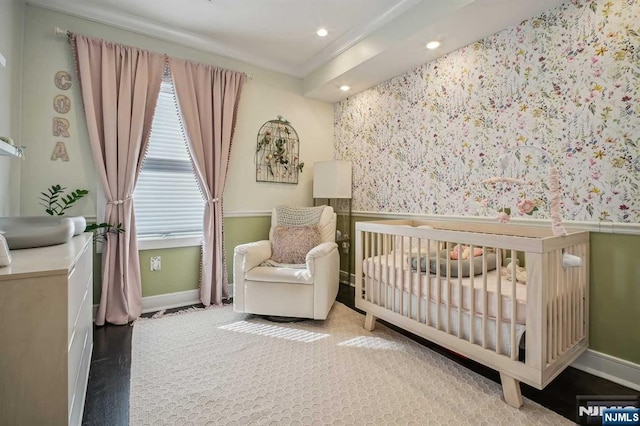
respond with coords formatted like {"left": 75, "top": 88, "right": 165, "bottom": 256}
{"left": 68, "top": 284, "right": 92, "bottom": 413}
{"left": 0, "top": 234, "right": 93, "bottom": 426}
{"left": 68, "top": 243, "right": 91, "bottom": 343}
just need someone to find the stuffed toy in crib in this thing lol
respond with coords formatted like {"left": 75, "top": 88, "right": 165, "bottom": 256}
{"left": 501, "top": 260, "right": 527, "bottom": 284}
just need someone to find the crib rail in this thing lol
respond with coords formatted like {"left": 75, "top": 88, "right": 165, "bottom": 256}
{"left": 355, "top": 219, "right": 589, "bottom": 389}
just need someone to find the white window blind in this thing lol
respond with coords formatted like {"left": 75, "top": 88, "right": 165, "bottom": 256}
{"left": 134, "top": 76, "right": 204, "bottom": 238}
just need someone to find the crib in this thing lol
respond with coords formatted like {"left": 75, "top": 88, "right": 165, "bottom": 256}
{"left": 355, "top": 219, "right": 589, "bottom": 407}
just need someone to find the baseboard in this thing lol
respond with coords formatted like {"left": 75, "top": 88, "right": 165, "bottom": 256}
{"left": 93, "top": 289, "right": 201, "bottom": 319}
{"left": 340, "top": 270, "right": 354, "bottom": 286}
{"left": 571, "top": 349, "right": 640, "bottom": 391}
{"left": 141, "top": 289, "right": 201, "bottom": 313}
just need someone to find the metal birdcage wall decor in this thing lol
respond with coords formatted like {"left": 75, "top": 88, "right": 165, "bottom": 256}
{"left": 255, "top": 116, "right": 304, "bottom": 184}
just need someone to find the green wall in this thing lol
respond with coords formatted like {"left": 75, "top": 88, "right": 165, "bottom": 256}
{"left": 223, "top": 216, "right": 272, "bottom": 283}
{"left": 589, "top": 233, "right": 640, "bottom": 364}
{"left": 92, "top": 215, "right": 271, "bottom": 304}
{"left": 139, "top": 247, "right": 202, "bottom": 297}
{"left": 92, "top": 246, "right": 202, "bottom": 305}
{"left": 91, "top": 213, "right": 640, "bottom": 364}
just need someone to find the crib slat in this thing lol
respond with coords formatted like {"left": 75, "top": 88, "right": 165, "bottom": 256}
{"left": 555, "top": 253, "right": 564, "bottom": 356}
{"left": 376, "top": 232, "right": 383, "bottom": 306}
{"left": 558, "top": 250, "right": 563, "bottom": 354}
{"left": 469, "top": 245, "right": 476, "bottom": 345}
{"left": 387, "top": 235, "right": 404, "bottom": 311}
{"left": 577, "top": 246, "right": 581, "bottom": 339}
{"left": 389, "top": 234, "right": 394, "bottom": 310}
{"left": 580, "top": 244, "right": 585, "bottom": 339}
{"left": 364, "top": 232, "right": 369, "bottom": 302}
{"left": 560, "top": 249, "right": 565, "bottom": 353}
{"left": 426, "top": 239, "right": 431, "bottom": 327}
{"left": 562, "top": 250, "right": 568, "bottom": 352}
{"left": 399, "top": 235, "right": 404, "bottom": 316}
{"left": 495, "top": 248, "right": 502, "bottom": 355}
{"left": 558, "top": 249, "right": 564, "bottom": 355}
{"left": 549, "top": 251, "right": 555, "bottom": 361}
{"left": 373, "top": 233, "right": 378, "bottom": 305}
{"left": 482, "top": 250, "right": 488, "bottom": 349}
{"left": 510, "top": 249, "right": 517, "bottom": 361}
{"left": 436, "top": 241, "right": 442, "bottom": 331}
{"left": 553, "top": 251, "right": 559, "bottom": 360}
{"left": 387, "top": 237, "right": 396, "bottom": 312}
{"left": 382, "top": 235, "right": 387, "bottom": 308}
{"left": 386, "top": 233, "right": 390, "bottom": 308}
{"left": 546, "top": 252, "right": 553, "bottom": 364}
{"left": 575, "top": 248, "right": 581, "bottom": 342}
{"left": 569, "top": 254, "right": 573, "bottom": 346}
{"left": 391, "top": 233, "right": 396, "bottom": 311}
{"left": 417, "top": 238, "right": 422, "bottom": 323}
{"left": 570, "top": 252, "right": 576, "bottom": 344}
{"left": 446, "top": 241, "right": 452, "bottom": 335}
{"left": 407, "top": 237, "right": 415, "bottom": 318}
{"left": 369, "top": 232, "right": 373, "bottom": 304}
{"left": 457, "top": 253, "right": 463, "bottom": 339}
{"left": 575, "top": 247, "right": 581, "bottom": 341}
{"left": 567, "top": 251, "right": 572, "bottom": 345}
{"left": 551, "top": 251, "right": 556, "bottom": 360}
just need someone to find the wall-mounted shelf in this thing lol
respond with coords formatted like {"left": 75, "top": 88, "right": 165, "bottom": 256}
{"left": 0, "top": 139, "right": 24, "bottom": 158}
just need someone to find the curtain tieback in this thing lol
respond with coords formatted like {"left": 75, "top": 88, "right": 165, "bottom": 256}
{"left": 107, "top": 196, "right": 132, "bottom": 205}
{"left": 206, "top": 198, "right": 220, "bottom": 205}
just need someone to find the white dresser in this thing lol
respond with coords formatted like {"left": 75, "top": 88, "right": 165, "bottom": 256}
{"left": 0, "top": 234, "right": 93, "bottom": 426}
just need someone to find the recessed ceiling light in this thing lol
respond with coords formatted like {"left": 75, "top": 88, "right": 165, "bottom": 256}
{"left": 317, "top": 28, "right": 328, "bottom": 37}
{"left": 426, "top": 41, "right": 441, "bottom": 50}
{"left": 340, "top": 85, "right": 350, "bottom": 91}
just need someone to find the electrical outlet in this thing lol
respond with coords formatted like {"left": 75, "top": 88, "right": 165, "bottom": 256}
{"left": 150, "top": 256, "right": 161, "bottom": 272}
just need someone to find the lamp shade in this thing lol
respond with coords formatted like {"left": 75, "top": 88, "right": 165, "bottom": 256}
{"left": 313, "top": 160, "right": 352, "bottom": 199}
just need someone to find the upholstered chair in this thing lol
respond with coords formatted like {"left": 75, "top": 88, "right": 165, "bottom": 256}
{"left": 233, "top": 205, "right": 339, "bottom": 320}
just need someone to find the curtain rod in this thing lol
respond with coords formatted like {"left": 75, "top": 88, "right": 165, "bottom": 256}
{"left": 54, "top": 26, "right": 71, "bottom": 37}
{"left": 53, "top": 26, "right": 253, "bottom": 80}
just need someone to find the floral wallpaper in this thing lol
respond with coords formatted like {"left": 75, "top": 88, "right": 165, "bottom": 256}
{"left": 335, "top": 0, "right": 640, "bottom": 223}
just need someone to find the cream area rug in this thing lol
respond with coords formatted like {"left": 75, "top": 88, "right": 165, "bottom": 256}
{"left": 130, "top": 303, "right": 571, "bottom": 425}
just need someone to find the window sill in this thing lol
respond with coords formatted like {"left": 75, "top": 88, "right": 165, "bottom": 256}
{"left": 138, "top": 235, "right": 202, "bottom": 250}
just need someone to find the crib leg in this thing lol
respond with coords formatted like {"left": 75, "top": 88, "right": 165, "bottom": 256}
{"left": 499, "top": 373, "right": 523, "bottom": 408}
{"left": 364, "top": 313, "right": 377, "bottom": 331}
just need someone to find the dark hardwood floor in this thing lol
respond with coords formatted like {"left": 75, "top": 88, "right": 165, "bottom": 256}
{"left": 82, "top": 284, "right": 638, "bottom": 425}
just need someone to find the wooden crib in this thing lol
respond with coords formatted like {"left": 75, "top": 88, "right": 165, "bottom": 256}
{"left": 355, "top": 219, "right": 589, "bottom": 407}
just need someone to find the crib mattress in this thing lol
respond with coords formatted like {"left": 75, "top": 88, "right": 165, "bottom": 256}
{"left": 363, "top": 253, "right": 527, "bottom": 325}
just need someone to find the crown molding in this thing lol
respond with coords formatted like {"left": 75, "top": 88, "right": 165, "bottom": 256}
{"left": 26, "top": 0, "right": 301, "bottom": 77}
{"left": 26, "top": 0, "right": 422, "bottom": 80}
{"left": 299, "top": 0, "right": 422, "bottom": 76}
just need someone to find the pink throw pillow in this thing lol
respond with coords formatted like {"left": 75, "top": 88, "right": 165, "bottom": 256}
{"left": 271, "top": 225, "right": 321, "bottom": 264}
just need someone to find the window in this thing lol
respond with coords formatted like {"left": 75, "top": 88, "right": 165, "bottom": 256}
{"left": 134, "top": 75, "right": 204, "bottom": 242}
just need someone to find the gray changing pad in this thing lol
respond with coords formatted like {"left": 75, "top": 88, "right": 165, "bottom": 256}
{"left": 0, "top": 216, "right": 87, "bottom": 249}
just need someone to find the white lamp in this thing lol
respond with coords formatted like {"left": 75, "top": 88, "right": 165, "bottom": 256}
{"left": 313, "top": 160, "right": 353, "bottom": 283}
{"left": 313, "top": 160, "right": 352, "bottom": 199}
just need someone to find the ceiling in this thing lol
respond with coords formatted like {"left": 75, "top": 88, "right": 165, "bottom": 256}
{"left": 26, "top": 0, "right": 567, "bottom": 103}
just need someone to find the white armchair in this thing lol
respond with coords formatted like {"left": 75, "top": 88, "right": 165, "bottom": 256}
{"left": 233, "top": 205, "right": 340, "bottom": 320}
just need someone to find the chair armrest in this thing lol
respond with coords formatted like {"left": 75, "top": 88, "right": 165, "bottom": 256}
{"left": 234, "top": 240, "right": 271, "bottom": 272}
{"left": 306, "top": 242, "right": 338, "bottom": 275}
